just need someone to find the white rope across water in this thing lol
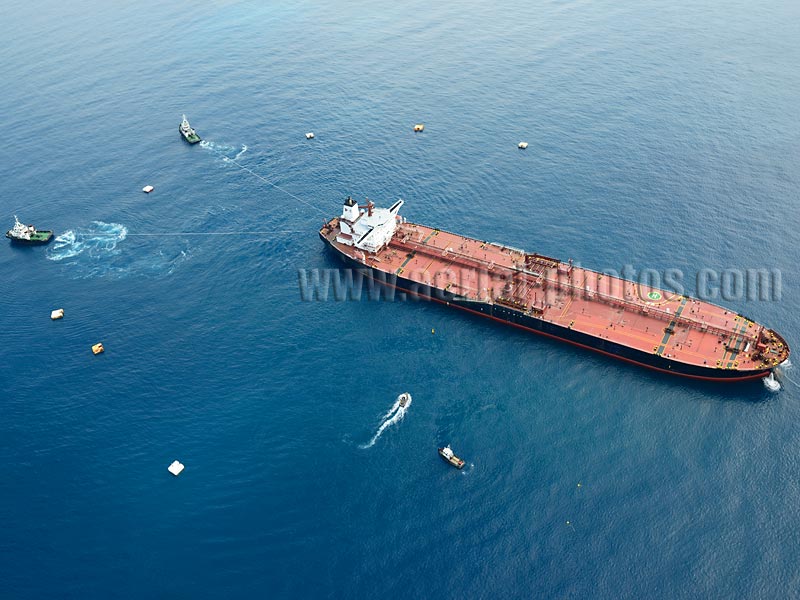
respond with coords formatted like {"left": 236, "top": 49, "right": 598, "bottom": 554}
{"left": 126, "top": 230, "right": 307, "bottom": 236}
{"left": 778, "top": 370, "right": 800, "bottom": 388}
{"left": 217, "top": 152, "right": 328, "bottom": 216}
{"left": 56, "top": 145, "right": 329, "bottom": 240}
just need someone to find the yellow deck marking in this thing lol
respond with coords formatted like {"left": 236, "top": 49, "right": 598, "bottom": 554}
{"left": 560, "top": 275, "right": 587, "bottom": 318}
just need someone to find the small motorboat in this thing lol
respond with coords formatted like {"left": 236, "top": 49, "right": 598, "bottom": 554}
{"left": 398, "top": 393, "right": 410, "bottom": 408}
{"left": 438, "top": 445, "right": 465, "bottom": 469}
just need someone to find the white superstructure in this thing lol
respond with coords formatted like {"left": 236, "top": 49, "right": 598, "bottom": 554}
{"left": 336, "top": 196, "right": 404, "bottom": 254}
{"left": 8, "top": 216, "right": 35, "bottom": 241}
{"left": 180, "top": 115, "right": 197, "bottom": 137}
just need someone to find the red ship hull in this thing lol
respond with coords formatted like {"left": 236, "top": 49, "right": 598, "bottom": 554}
{"left": 319, "top": 210, "right": 789, "bottom": 383}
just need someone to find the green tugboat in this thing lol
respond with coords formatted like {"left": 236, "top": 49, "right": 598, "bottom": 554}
{"left": 179, "top": 115, "right": 201, "bottom": 144}
{"left": 6, "top": 216, "right": 53, "bottom": 245}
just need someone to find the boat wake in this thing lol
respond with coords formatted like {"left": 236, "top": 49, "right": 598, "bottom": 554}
{"left": 47, "top": 221, "right": 128, "bottom": 261}
{"left": 763, "top": 372, "right": 781, "bottom": 392}
{"left": 360, "top": 393, "right": 412, "bottom": 449}
{"left": 771, "top": 359, "right": 798, "bottom": 390}
{"left": 46, "top": 221, "right": 190, "bottom": 278}
{"left": 233, "top": 144, "right": 248, "bottom": 161}
{"left": 200, "top": 140, "right": 247, "bottom": 161}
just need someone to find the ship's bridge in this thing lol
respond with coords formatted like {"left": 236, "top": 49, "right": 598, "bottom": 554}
{"left": 336, "top": 197, "right": 404, "bottom": 253}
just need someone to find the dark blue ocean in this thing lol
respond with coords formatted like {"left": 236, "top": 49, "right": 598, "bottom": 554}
{"left": 2, "top": 0, "right": 799, "bottom": 597}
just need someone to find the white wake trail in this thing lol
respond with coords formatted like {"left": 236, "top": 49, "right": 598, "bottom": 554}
{"left": 47, "top": 221, "right": 128, "bottom": 261}
{"left": 233, "top": 144, "right": 248, "bottom": 160}
{"left": 381, "top": 396, "right": 402, "bottom": 419}
{"left": 360, "top": 394, "right": 412, "bottom": 449}
{"left": 763, "top": 372, "right": 781, "bottom": 392}
{"left": 765, "top": 358, "right": 796, "bottom": 391}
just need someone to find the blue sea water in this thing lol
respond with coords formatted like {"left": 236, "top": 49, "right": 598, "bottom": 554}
{"left": 2, "top": 0, "right": 800, "bottom": 597}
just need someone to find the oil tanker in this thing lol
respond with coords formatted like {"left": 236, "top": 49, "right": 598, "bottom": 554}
{"left": 319, "top": 197, "right": 789, "bottom": 382}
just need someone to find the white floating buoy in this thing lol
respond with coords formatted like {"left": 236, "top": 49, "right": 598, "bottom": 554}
{"left": 518, "top": 142, "right": 528, "bottom": 149}
{"left": 142, "top": 185, "right": 154, "bottom": 193}
{"left": 305, "top": 132, "right": 315, "bottom": 139}
{"left": 168, "top": 460, "right": 185, "bottom": 476}
{"left": 50, "top": 308, "right": 64, "bottom": 320}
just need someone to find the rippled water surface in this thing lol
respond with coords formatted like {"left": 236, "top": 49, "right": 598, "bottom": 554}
{"left": 2, "top": 0, "right": 799, "bottom": 597}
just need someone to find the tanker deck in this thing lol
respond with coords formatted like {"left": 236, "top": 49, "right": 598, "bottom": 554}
{"left": 320, "top": 197, "right": 789, "bottom": 381}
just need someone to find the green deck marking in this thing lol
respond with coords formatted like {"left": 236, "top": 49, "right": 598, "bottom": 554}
{"left": 720, "top": 319, "right": 741, "bottom": 365}
{"left": 396, "top": 251, "right": 416, "bottom": 274}
{"left": 724, "top": 319, "right": 749, "bottom": 369}
{"left": 655, "top": 297, "right": 688, "bottom": 356}
{"left": 421, "top": 229, "right": 440, "bottom": 244}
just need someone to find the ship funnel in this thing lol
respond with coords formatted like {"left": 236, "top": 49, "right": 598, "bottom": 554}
{"left": 342, "top": 195, "right": 359, "bottom": 221}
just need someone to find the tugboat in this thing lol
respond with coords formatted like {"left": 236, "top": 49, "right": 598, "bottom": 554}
{"left": 6, "top": 216, "right": 53, "bottom": 245}
{"left": 438, "top": 445, "right": 465, "bottom": 469}
{"left": 179, "top": 115, "right": 201, "bottom": 144}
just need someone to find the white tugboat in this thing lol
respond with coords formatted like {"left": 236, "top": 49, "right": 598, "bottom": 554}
{"left": 438, "top": 445, "right": 465, "bottom": 469}
{"left": 179, "top": 115, "right": 201, "bottom": 144}
{"left": 6, "top": 216, "right": 53, "bottom": 245}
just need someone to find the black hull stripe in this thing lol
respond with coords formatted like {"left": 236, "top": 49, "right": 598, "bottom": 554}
{"left": 323, "top": 238, "right": 770, "bottom": 382}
